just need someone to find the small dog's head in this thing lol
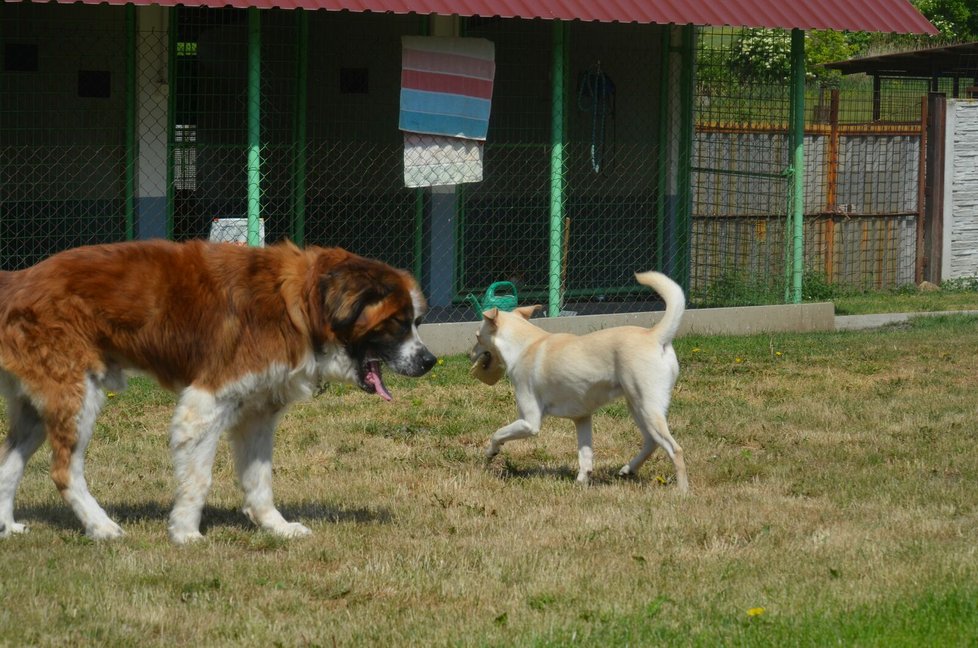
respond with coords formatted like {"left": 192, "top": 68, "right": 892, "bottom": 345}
{"left": 469, "top": 305, "right": 541, "bottom": 385}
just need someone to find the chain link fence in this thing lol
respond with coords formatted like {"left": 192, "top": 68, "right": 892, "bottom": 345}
{"left": 693, "top": 28, "right": 944, "bottom": 303}
{"left": 0, "top": 7, "right": 942, "bottom": 322}
{"left": 805, "top": 76, "right": 928, "bottom": 292}
{"left": 1, "top": 3, "right": 130, "bottom": 268}
{"left": 693, "top": 28, "right": 795, "bottom": 306}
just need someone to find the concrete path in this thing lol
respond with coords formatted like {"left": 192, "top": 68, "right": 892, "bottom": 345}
{"left": 835, "top": 309, "right": 978, "bottom": 331}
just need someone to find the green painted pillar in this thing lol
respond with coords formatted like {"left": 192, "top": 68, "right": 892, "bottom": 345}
{"left": 548, "top": 20, "right": 567, "bottom": 318}
{"left": 166, "top": 7, "right": 177, "bottom": 240}
{"left": 247, "top": 7, "right": 262, "bottom": 247}
{"left": 788, "top": 28, "right": 806, "bottom": 303}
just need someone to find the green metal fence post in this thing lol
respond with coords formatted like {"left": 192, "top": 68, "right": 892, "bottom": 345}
{"left": 247, "top": 7, "right": 262, "bottom": 247}
{"left": 125, "top": 4, "right": 136, "bottom": 241}
{"left": 292, "top": 9, "right": 308, "bottom": 246}
{"left": 166, "top": 7, "right": 177, "bottom": 240}
{"left": 788, "top": 28, "right": 805, "bottom": 303}
{"left": 548, "top": 20, "right": 567, "bottom": 318}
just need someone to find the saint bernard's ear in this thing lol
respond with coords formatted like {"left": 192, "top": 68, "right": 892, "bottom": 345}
{"left": 317, "top": 262, "right": 393, "bottom": 342}
{"left": 311, "top": 250, "right": 421, "bottom": 344}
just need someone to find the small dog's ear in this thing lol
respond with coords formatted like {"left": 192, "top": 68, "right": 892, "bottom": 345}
{"left": 514, "top": 304, "right": 541, "bottom": 320}
{"left": 483, "top": 307, "right": 499, "bottom": 321}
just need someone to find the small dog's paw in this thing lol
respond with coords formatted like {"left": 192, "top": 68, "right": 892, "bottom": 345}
{"left": 575, "top": 471, "right": 592, "bottom": 485}
{"left": 485, "top": 445, "right": 500, "bottom": 460}
{"left": 617, "top": 465, "right": 636, "bottom": 479}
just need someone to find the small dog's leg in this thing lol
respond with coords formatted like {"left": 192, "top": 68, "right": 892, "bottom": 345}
{"left": 168, "top": 388, "right": 230, "bottom": 544}
{"left": 648, "top": 412, "right": 688, "bottom": 493}
{"left": 50, "top": 377, "right": 125, "bottom": 539}
{"left": 230, "top": 410, "right": 310, "bottom": 539}
{"left": 0, "top": 397, "right": 46, "bottom": 537}
{"left": 573, "top": 417, "right": 594, "bottom": 484}
{"left": 486, "top": 417, "right": 540, "bottom": 459}
{"left": 618, "top": 432, "right": 659, "bottom": 478}
{"left": 625, "top": 402, "right": 688, "bottom": 493}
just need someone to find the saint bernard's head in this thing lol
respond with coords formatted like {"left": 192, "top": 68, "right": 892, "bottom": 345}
{"left": 314, "top": 251, "right": 437, "bottom": 401}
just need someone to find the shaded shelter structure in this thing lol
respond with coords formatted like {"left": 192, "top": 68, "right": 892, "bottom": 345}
{"left": 0, "top": 0, "right": 935, "bottom": 320}
{"left": 826, "top": 41, "right": 978, "bottom": 120}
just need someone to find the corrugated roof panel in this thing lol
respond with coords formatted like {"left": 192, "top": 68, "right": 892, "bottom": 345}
{"left": 23, "top": 0, "right": 939, "bottom": 35}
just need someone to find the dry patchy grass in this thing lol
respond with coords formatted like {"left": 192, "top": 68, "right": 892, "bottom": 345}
{"left": 1, "top": 315, "right": 977, "bottom": 646}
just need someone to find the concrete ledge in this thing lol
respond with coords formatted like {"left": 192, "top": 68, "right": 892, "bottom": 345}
{"left": 419, "top": 302, "right": 836, "bottom": 357}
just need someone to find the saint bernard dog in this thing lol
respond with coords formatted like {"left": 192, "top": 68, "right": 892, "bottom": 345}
{"left": 0, "top": 239, "right": 436, "bottom": 543}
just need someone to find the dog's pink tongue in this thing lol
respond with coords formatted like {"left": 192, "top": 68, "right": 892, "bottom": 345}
{"left": 365, "top": 361, "right": 393, "bottom": 401}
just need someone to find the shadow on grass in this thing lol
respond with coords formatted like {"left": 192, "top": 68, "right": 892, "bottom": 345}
{"left": 15, "top": 500, "right": 392, "bottom": 535}
{"left": 492, "top": 461, "right": 646, "bottom": 485}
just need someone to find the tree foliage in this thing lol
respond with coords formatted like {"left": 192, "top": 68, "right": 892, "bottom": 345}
{"left": 913, "top": 0, "right": 977, "bottom": 40}
{"left": 723, "top": 0, "right": 976, "bottom": 87}
{"left": 703, "top": 3, "right": 975, "bottom": 94}
{"left": 727, "top": 29, "right": 857, "bottom": 85}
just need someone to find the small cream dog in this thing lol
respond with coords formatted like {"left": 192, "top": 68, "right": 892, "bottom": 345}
{"left": 471, "top": 271, "right": 688, "bottom": 491}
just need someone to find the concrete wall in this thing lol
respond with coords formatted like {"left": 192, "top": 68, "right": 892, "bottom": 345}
{"left": 943, "top": 100, "right": 978, "bottom": 279}
{"left": 419, "top": 302, "right": 835, "bottom": 357}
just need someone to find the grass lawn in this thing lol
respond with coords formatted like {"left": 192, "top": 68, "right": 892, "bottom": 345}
{"left": 2, "top": 315, "right": 977, "bottom": 646}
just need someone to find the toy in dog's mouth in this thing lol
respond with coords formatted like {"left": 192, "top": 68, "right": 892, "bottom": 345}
{"left": 362, "top": 359, "right": 393, "bottom": 401}
{"left": 470, "top": 344, "right": 505, "bottom": 385}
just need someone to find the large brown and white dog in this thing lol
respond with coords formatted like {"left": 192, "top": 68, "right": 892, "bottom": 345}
{"left": 0, "top": 239, "right": 436, "bottom": 543}
{"left": 471, "top": 271, "right": 688, "bottom": 491}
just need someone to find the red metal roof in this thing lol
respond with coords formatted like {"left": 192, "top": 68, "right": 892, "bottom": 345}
{"left": 36, "top": 0, "right": 940, "bottom": 34}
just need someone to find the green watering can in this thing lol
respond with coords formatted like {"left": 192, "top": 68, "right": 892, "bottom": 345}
{"left": 466, "top": 281, "right": 518, "bottom": 314}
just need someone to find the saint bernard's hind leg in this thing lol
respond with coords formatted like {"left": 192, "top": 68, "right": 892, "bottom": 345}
{"left": 230, "top": 408, "right": 310, "bottom": 539}
{"left": 168, "top": 387, "right": 236, "bottom": 544}
{"left": 0, "top": 394, "right": 46, "bottom": 537}
{"left": 49, "top": 376, "right": 124, "bottom": 539}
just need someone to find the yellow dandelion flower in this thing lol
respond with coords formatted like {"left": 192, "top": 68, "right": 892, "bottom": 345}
{"left": 747, "top": 607, "right": 765, "bottom": 617}
{"left": 692, "top": 347, "right": 701, "bottom": 353}
{"left": 775, "top": 351, "right": 783, "bottom": 357}
{"left": 735, "top": 357, "right": 743, "bottom": 363}
{"left": 437, "top": 358, "right": 445, "bottom": 366}
{"left": 107, "top": 392, "right": 118, "bottom": 398}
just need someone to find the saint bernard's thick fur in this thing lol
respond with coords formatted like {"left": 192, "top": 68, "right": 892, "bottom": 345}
{"left": 0, "top": 240, "right": 436, "bottom": 543}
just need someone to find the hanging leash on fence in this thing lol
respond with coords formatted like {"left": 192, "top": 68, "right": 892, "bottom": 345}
{"left": 577, "top": 62, "right": 616, "bottom": 173}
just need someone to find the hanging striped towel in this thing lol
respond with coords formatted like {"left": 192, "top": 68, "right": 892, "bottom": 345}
{"left": 400, "top": 36, "right": 495, "bottom": 141}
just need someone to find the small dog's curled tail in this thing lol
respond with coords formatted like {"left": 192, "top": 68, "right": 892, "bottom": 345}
{"left": 634, "top": 271, "right": 685, "bottom": 345}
